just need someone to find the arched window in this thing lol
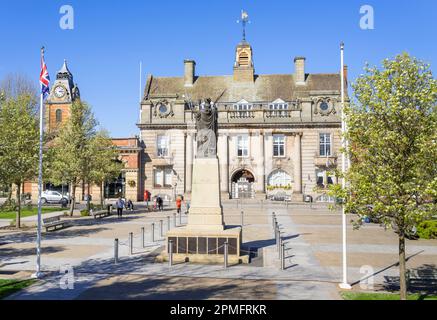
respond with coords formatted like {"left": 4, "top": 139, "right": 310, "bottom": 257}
{"left": 55, "top": 109, "right": 62, "bottom": 123}
{"left": 268, "top": 170, "right": 292, "bottom": 187}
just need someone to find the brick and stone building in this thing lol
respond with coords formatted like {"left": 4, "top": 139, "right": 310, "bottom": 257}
{"left": 26, "top": 61, "right": 144, "bottom": 202}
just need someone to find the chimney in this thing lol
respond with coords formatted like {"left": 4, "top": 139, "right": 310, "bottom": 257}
{"left": 294, "top": 57, "right": 306, "bottom": 85}
{"left": 184, "top": 59, "right": 196, "bottom": 87}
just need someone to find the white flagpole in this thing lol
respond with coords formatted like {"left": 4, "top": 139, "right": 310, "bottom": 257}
{"left": 32, "top": 47, "right": 45, "bottom": 279}
{"left": 139, "top": 61, "right": 143, "bottom": 141}
{"left": 339, "top": 42, "right": 351, "bottom": 290}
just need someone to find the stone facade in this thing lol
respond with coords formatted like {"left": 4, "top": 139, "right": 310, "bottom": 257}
{"left": 138, "top": 40, "right": 348, "bottom": 202}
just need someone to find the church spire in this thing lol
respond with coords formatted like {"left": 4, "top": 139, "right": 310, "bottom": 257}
{"left": 57, "top": 59, "right": 73, "bottom": 80}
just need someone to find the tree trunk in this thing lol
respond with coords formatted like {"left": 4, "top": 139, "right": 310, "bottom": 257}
{"left": 399, "top": 231, "right": 408, "bottom": 300}
{"left": 100, "top": 182, "right": 104, "bottom": 208}
{"left": 16, "top": 183, "right": 21, "bottom": 229}
{"left": 70, "top": 183, "right": 76, "bottom": 217}
{"left": 86, "top": 182, "right": 91, "bottom": 212}
{"left": 7, "top": 184, "right": 12, "bottom": 202}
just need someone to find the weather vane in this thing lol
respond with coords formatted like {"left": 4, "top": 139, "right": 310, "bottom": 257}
{"left": 237, "top": 10, "right": 250, "bottom": 41}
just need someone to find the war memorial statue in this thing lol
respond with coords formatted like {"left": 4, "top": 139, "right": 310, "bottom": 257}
{"left": 158, "top": 97, "right": 245, "bottom": 265}
{"left": 194, "top": 98, "right": 218, "bottom": 158}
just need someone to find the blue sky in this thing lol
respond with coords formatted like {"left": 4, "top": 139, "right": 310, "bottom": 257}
{"left": 0, "top": 0, "right": 436, "bottom": 137}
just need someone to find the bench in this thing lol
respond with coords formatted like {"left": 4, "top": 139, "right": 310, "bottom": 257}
{"left": 42, "top": 216, "right": 67, "bottom": 232}
{"left": 91, "top": 209, "right": 111, "bottom": 219}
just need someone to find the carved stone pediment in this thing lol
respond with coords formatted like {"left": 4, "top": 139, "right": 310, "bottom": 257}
{"left": 153, "top": 99, "right": 174, "bottom": 118}
{"left": 312, "top": 97, "right": 337, "bottom": 116}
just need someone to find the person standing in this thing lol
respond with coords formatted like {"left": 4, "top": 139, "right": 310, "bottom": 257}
{"left": 116, "top": 197, "right": 125, "bottom": 218}
{"left": 157, "top": 196, "right": 163, "bottom": 211}
{"left": 176, "top": 196, "right": 182, "bottom": 214}
{"left": 144, "top": 190, "right": 150, "bottom": 207}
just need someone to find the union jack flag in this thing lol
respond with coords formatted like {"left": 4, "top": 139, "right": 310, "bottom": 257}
{"left": 39, "top": 48, "right": 50, "bottom": 97}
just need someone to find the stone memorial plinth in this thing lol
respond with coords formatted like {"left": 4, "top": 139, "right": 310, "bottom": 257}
{"left": 157, "top": 158, "right": 247, "bottom": 264}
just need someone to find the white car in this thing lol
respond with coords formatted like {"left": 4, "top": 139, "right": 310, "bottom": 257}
{"left": 41, "top": 190, "right": 69, "bottom": 204}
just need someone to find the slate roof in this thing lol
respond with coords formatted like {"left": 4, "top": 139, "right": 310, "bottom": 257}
{"left": 144, "top": 73, "right": 342, "bottom": 103}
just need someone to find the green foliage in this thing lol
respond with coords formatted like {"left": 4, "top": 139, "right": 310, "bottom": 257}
{"left": 0, "top": 199, "right": 17, "bottom": 212}
{"left": 0, "top": 93, "right": 39, "bottom": 186}
{"left": 330, "top": 53, "right": 437, "bottom": 299}
{"left": 0, "top": 75, "right": 39, "bottom": 228}
{"left": 416, "top": 220, "right": 437, "bottom": 239}
{"left": 80, "top": 209, "right": 89, "bottom": 217}
{"left": 89, "top": 130, "right": 123, "bottom": 192}
{"left": 333, "top": 53, "right": 437, "bottom": 230}
{"left": 0, "top": 279, "right": 37, "bottom": 300}
{"left": 47, "top": 100, "right": 98, "bottom": 215}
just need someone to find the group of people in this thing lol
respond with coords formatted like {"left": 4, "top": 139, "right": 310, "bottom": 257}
{"left": 115, "top": 198, "right": 134, "bottom": 218}
{"left": 115, "top": 191, "right": 189, "bottom": 219}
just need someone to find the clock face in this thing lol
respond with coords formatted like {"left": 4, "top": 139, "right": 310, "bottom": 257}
{"left": 54, "top": 85, "right": 66, "bottom": 98}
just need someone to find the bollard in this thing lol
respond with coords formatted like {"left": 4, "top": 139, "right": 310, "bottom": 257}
{"left": 129, "top": 232, "right": 133, "bottom": 255}
{"left": 160, "top": 220, "right": 163, "bottom": 237}
{"left": 277, "top": 230, "right": 281, "bottom": 253}
{"left": 281, "top": 242, "right": 285, "bottom": 270}
{"left": 278, "top": 235, "right": 282, "bottom": 259}
{"left": 141, "top": 227, "right": 145, "bottom": 248}
{"left": 168, "top": 240, "right": 173, "bottom": 267}
{"left": 275, "top": 227, "right": 279, "bottom": 247}
{"left": 224, "top": 242, "right": 228, "bottom": 269}
{"left": 151, "top": 223, "right": 155, "bottom": 242}
{"left": 167, "top": 216, "right": 170, "bottom": 231}
{"left": 173, "top": 212, "right": 176, "bottom": 228}
{"left": 240, "top": 211, "right": 244, "bottom": 227}
{"left": 278, "top": 233, "right": 282, "bottom": 259}
{"left": 114, "top": 238, "right": 119, "bottom": 264}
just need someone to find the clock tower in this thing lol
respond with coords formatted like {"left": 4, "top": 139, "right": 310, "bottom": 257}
{"left": 45, "top": 60, "right": 80, "bottom": 133}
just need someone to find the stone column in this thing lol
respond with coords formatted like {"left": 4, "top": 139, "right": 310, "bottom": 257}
{"left": 185, "top": 133, "right": 194, "bottom": 193}
{"left": 258, "top": 132, "right": 265, "bottom": 193}
{"left": 293, "top": 133, "right": 303, "bottom": 197}
{"left": 218, "top": 134, "right": 229, "bottom": 193}
{"left": 264, "top": 131, "right": 273, "bottom": 182}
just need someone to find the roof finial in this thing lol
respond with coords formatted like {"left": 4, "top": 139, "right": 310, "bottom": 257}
{"left": 237, "top": 10, "right": 250, "bottom": 42}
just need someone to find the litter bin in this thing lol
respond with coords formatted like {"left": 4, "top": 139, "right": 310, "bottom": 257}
{"left": 61, "top": 197, "right": 68, "bottom": 208}
{"left": 304, "top": 195, "right": 313, "bottom": 203}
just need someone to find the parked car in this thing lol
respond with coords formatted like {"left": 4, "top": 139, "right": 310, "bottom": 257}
{"left": 41, "top": 190, "right": 69, "bottom": 204}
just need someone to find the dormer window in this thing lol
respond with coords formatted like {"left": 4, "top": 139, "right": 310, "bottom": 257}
{"left": 233, "top": 99, "right": 253, "bottom": 118}
{"left": 268, "top": 99, "right": 289, "bottom": 116}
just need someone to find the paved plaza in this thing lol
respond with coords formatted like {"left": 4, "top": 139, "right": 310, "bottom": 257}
{"left": 1, "top": 201, "right": 436, "bottom": 300}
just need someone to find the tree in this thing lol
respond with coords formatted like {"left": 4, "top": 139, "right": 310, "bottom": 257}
{"left": 0, "top": 91, "right": 39, "bottom": 228}
{"left": 89, "top": 130, "right": 123, "bottom": 208}
{"left": 332, "top": 53, "right": 437, "bottom": 300}
{"left": 48, "top": 99, "right": 97, "bottom": 216}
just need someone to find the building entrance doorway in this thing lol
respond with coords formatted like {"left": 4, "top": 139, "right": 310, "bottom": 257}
{"left": 104, "top": 172, "right": 126, "bottom": 199}
{"left": 231, "top": 169, "right": 255, "bottom": 199}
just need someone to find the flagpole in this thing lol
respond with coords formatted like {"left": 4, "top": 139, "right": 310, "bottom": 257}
{"left": 339, "top": 42, "right": 351, "bottom": 290}
{"left": 32, "top": 47, "right": 45, "bottom": 279}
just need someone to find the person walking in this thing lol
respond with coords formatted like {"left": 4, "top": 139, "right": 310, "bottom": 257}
{"left": 157, "top": 196, "right": 164, "bottom": 211}
{"left": 144, "top": 190, "right": 150, "bottom": 207}
{"left": 116, "top": 197, "right": 125, "bottom": 218}
{"left": 176, "top": 196, "right": 182, "bottom": 215}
